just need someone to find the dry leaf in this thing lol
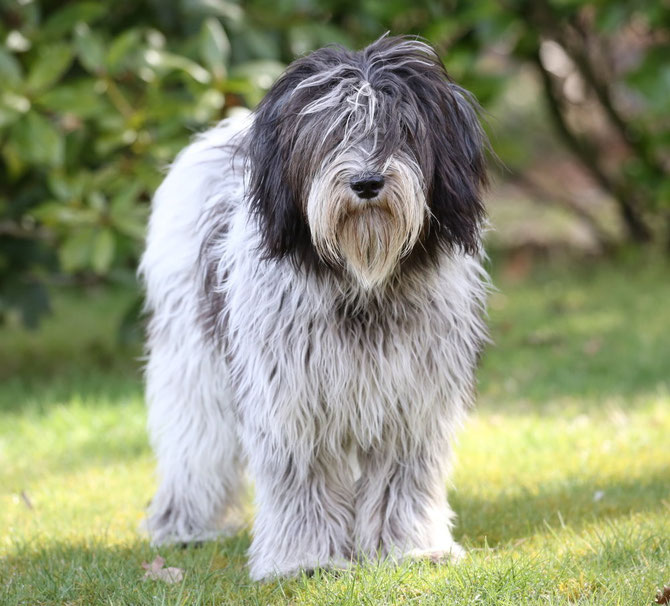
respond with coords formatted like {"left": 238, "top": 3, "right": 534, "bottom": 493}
{"left": 655, "top": 585, "right": 670, "bottom": 605}
{"left": 141, "top": 555, "right": 184, "bottom": 584}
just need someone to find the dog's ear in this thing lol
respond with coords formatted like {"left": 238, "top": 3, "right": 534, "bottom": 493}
{"left": 424, "top": 82, "right": 488, "bottom": 256}
{"left": 246, "top": 79, "right": 315, "bottom": 266}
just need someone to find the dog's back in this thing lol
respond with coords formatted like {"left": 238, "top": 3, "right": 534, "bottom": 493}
{"left": 141, "top": 116, "right": 248, "bottom": 314}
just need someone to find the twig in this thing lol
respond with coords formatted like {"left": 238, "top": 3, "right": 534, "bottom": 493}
{"left": 530, "top": 46, "right": 651, "bottom": 242}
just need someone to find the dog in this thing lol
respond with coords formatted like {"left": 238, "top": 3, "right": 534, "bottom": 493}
{"left": 140, "top": 35, "right": 489, "bottom": 580}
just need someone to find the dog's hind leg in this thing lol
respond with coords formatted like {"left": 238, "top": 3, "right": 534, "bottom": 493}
{"left": 143, "top": 309, "right": 242, "bottom": 546}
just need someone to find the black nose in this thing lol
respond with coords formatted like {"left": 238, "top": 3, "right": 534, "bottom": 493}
{"left": 350, "top": 174, "right": 385, "bottom": 199}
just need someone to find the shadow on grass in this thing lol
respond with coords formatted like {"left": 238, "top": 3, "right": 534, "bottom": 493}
{"left": 452, "top": 467, "right": 670, "bottom": 547}
{"left": 0, "top": 534, "right": 256, "bottom": 605}
{"left": 1, "top": 284, "right": 144, "bottom": 414}
{"left": 0, "top": 370, "right": 143, "bottom": 414}
{"left": 2, "top": 524, "right": 668, "bottom": 605}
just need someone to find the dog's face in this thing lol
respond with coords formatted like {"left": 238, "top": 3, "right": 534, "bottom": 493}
{"left": 246, "top": 36, "right": 487, "bottom": 288}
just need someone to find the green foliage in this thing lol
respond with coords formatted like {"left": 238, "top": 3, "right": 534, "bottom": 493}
{"left": 0, "top": 0, "right": 280, "bottom": 326}
{"left": 1, "top": 0, "right": 668, "bottom": 327}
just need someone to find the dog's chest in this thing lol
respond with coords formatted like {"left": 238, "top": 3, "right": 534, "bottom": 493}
{"left": 225, "top": 269, "right": 469, "bottom": 450}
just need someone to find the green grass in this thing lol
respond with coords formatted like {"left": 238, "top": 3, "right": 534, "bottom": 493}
{"left": 1, "top": 255, "right": 669, "bottom": 605}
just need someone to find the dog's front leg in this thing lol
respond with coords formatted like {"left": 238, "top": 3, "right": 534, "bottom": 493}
{"left": 246, "top": 450, "right": 355, "bottom": 580}
{"left": 354, "top": 445, "right": 464, "bottom": 564}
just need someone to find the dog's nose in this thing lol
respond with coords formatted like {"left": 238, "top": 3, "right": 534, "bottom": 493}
{"left": 350, "top": 174, "right": 385, "bottom": 199}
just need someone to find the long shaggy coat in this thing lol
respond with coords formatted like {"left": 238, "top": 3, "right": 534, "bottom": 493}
{"left": 140, "top": 35, "right": 489, "bottom": 580}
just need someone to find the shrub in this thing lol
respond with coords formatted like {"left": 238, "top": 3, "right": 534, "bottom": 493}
{"left": 1, "top": 0, "right": 667, "bottom": 327}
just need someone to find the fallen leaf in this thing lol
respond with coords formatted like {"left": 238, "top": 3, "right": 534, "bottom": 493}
{"left": 655, "top": 585, "right": 670, "bottom": 605}
{"left": 141, "top": 555, "right": 184, "bottom": 584}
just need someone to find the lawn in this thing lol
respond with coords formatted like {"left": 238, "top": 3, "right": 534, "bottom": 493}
{"left": 1, "top": 254, "right": 669, "bottom": 605}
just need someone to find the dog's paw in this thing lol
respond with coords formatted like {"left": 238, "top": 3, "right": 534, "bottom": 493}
{"left": 140, "top": 510, "right": 237, "bottom": 547}
{"left": 178, "top": 540, "right": 204, "bottom": 549}
{"left": 250, "top": 556, "right": 353, "bottom": 581}
{"left": 403, "top": 543, "right": 465, "bottom": 564}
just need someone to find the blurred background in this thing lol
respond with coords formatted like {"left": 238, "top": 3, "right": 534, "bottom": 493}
{"left": 0, "top": 0, "right": 668, "bottom": 349}
{"left": 1, "top": 5, "right": 669, "bottom": 601}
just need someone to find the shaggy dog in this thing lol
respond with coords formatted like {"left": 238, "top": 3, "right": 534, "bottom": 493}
{"left": 140, "top": 35, "right": 489, "bottom": 580}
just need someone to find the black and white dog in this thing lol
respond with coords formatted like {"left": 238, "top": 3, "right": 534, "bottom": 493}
{"left": 140, "top": 35, "right": 489, "bottom": 580}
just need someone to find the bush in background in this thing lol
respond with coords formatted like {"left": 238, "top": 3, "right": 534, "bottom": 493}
{"left": 0, "top": 0, "right": 281, "bottom": 326}
{"left": 1, "top": 0, "right": 667, "bottom": 327}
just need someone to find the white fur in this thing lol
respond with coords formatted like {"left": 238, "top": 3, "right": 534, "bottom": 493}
{"left": 140, "top": 115, "right": 488, "bottom": 580}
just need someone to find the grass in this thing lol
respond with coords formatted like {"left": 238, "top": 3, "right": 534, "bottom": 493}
{"left": 1, "top": 254, "right": 669, "bottom": 605}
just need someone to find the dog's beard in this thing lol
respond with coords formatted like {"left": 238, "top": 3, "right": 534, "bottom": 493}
{"left": 307, "top": 154, "right": 427, "bottom": 289}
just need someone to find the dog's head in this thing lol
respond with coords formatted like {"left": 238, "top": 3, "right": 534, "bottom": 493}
{"left": 246, "top": 35, "right": 487, "bottom": 288}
